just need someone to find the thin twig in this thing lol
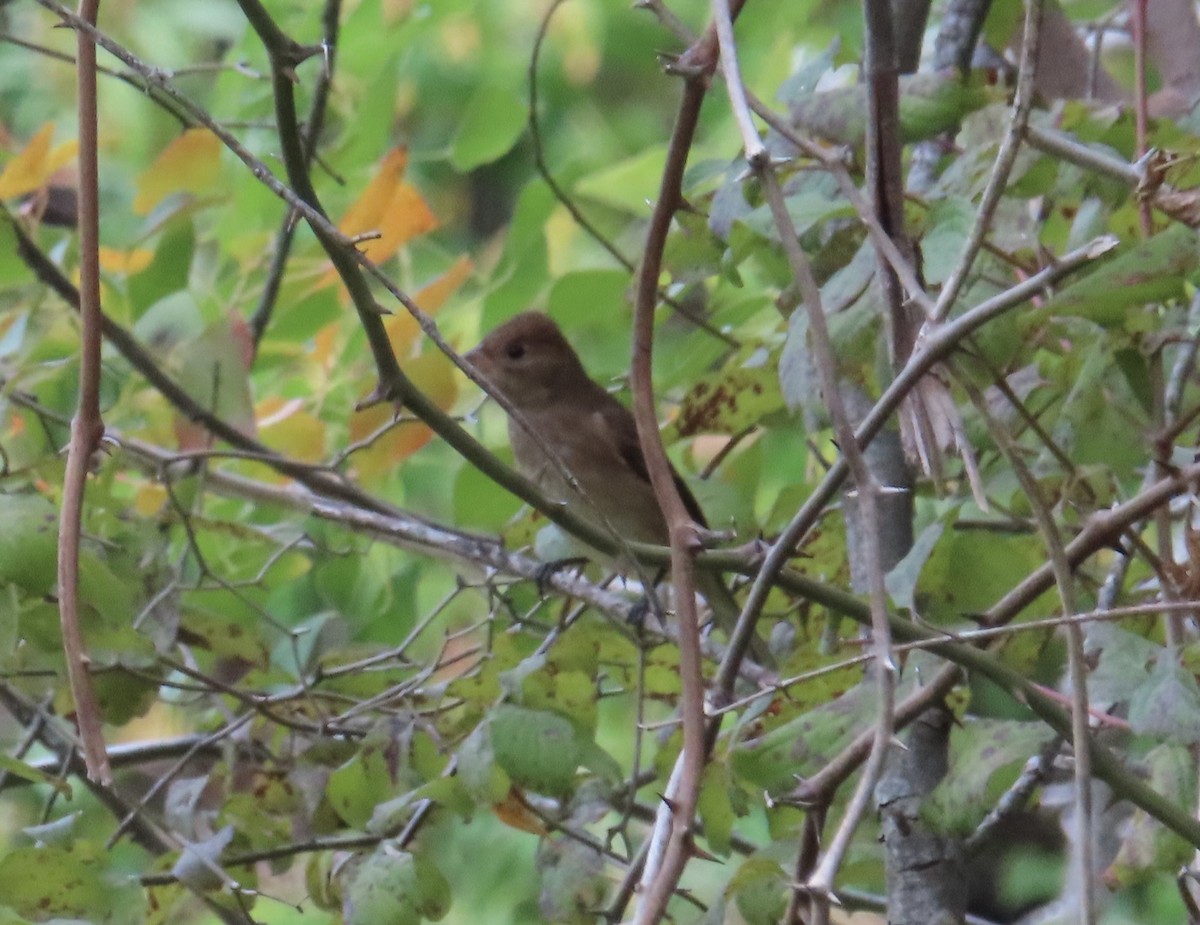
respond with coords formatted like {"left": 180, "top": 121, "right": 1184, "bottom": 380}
{"left": 932, "top": 0, "right": 1043, "bottom": 321}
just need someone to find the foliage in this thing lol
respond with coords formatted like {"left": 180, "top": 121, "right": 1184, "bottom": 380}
{"left": 3, "top": 0, "right": 1200, "bottom": 924}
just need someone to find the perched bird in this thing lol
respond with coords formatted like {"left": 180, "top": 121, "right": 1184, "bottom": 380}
{"left": 465, "top": 311, "right": 769, "bottom": 663}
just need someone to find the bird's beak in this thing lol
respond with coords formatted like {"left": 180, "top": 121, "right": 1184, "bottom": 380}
{"left": 463, "top": 346, "right": 493, "bottom": 384}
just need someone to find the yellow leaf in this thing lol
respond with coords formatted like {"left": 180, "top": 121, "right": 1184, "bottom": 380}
{"left": 0, "top": 124, "right": 78, "bottom": 199}
{"left": 98, "top": 245, "right": 154, "bottom": 276}
{"left": 257, "top": 397, "right": 326, "bottom": 463}
{"left": 347, "top": 349, "right": 457, "bottom": 481}
{"left": 339, "top": 147, "right": 409, "bottom": 236}
{"left": 312, "top": 322, "right": 341, "bottom": 369}
{"left": 133, "top": 483, "right": 168, "bottom": 517}
{"left": 414, "top": 255, "right": 473, "bottom": 312}
{"left": 133, "top": 128, "right": 222, "bottom": 216}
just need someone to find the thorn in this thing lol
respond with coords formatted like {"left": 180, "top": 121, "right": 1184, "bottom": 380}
{"left": 656, "top": 793, "right": 678, "bottom": 814}
{"left": 354, "top": 386, "right": 393, "bottom": 413}
{"left": 684, "top": 839, "right": 723, "bottom": 864}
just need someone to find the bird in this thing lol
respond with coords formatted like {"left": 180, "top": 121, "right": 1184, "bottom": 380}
{"left": 465, "top": 311, "right": 770, "bottom": 664}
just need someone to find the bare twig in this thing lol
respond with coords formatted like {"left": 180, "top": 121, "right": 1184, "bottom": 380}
{"left": 932, "top": 0, "right": 1043, "bottom": 321}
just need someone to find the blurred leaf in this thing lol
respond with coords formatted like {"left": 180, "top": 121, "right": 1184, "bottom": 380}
{"left": 574, "top": 145, "right": 668, "bottom": 214}
{"left": 885, "top": 514, "right": 950, "bottom": 611}
{"left": 328, "top": 741, "right": 397, "bottom": 829}
{"left": 336, "top": 147, "right": 439, "bottom": 272}
{"left": 1128, "top": 655, "right": 1200, "bottom": 745}
{"left": 536, "top": 837, "right": 608, "bottom": 925}
{"left": 1108, "top": 743, "right": 1196, "bottom": 886}
{"left": 921, "top": 197, "right": 977, "bottom": 285}
{"left": 257, "top": 397, "right": 327, "bottom": 463}
{"left": 0, "top": 493, "right": 58, "bottom": 595}
{"left": 171, "top": 825, "right": 234, "bottom": 893}
{"left": 172, "top": 315, "right": 257, "bottom": 448}
{"left": 451, "top": 83, "right": 527, "bottom": 171}
{"left": 921, "top": 718, "right": 1055, "bottom": 835}
{"left": 489, "top": 705, "right": 583, "bottom": 797}
{"left": 0, "top": 756, "right": 72, "bottom": 797}
{"left": 348, "top": 349, "right": 459, "bottom": 481}
{"left": 98, "top": 245, "right": 155, "bottom": 277}
{"left": 1036, "top": 223, "right": 1198, "bottom": 327}
{"left": 133, "top": 128, "right": 223, "bottom": 215}
{"left": 0, "top": 123, "right": 77, "bottom": 199}
{"left": 727, "top": 857, "right": 789, "bottom": 925}
{"left": 344, "top": 847, "right": 451, "bottom": 925}
{"left": 697, "top": 762, "right": 737, "bottom": 856}
{"left": 788, "top": 71, "right": 991, "bottom": 146}
{"left": 0, "top": 843, "right": 145, "bottom": 924}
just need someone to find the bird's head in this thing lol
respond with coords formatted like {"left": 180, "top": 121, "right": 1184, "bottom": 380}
{"left": 465, "top": 312, "right": 589, "bottom": 409}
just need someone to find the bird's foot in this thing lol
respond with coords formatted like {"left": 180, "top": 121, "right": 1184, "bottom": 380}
{"left": 627, "top": 593, "right": 668, "bottom": 632}
{"left": 533, "top": 556, "right": 590, "bottom": 596}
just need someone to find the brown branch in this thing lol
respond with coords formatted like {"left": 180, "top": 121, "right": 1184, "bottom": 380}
{"left": 628, "top": 4, "right": 753, "bottom": 918}
{"left": 527, "top": 0, "right": 735, "bottom": 346}
{"left": 57, "top": 0, "right": 110, "bottom": 785}
{"left": 629, "top": 67, "right": 710, "bottom": 925}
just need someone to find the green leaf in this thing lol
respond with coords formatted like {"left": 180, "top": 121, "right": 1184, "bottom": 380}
{"left": 921, "top": 718, "right": 1056, "bottom": 836}
{"left": 788, "top": 71, "right": 991, "bottom": 146}
{"left": 0, "top": 493, "right": 58, "bottom": 595}
{"left": 1036, "top": 223, "right": 1198, "bottom": 326}
{"left": 921, "top": 197, "right": 977, "bottom": 285}
{"left": 489, "top": 705, "right": 582, "bottom": 797}
{"left": 727, "top": 857, "right": 789, "bottom": 925}
{"left": 574, "top": 145, "right": 669, "bottom": 214}
{"left": 328, "top": 741, "right": 396, "bottom": 829}
{"left": 885, "top": 515, "right": 949, "bottom": 611}
{"left": 1128, "top": 655, "right": 1200, "bottom": 745}
{"left": 450, "top": 83, "right": 527, "bottom": 172}
{"left": 344, "top": 848, "right": 451, "bottom": 925}
{"left": 697, "top": 762, "right": 737, "bottom": 856}
{"left": 1108, "top": 743, "right": 1197, "bottom": 886}
{"left": 0, "top": 843, "right": 146, "bottom": 925}
{"left": 663, "top": 365, "right": 785, "bottom": 440}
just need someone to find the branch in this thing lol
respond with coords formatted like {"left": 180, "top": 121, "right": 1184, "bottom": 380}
{"left": 932, "top": 0, "right": 1044, "bottom": 321}
{"left": 57, "top": 0, "right": 110, "bottom": 785}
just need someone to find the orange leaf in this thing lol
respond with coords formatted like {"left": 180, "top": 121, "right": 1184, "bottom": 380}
{"left": 0, "top": 124, "right": 78, "bottom": 199}
{"left": 492, "top": 787, "right": 548, "bottom": 836}
{"left": 321, "top": 148, "right": 438, "bottom": 289}
{"left": 358, "top": 181, "right": 438, "bottom": 264}
{"left": 347, "top": 350, "right": 458, "bottom": 481}
{"left": 384, "top": 257, "right": 475, "bottom": 358}
{"left": 414, "top": 255, "right": 473, "bottom": 312}
{"left": 339, "top": 147, "right": 410, "bottom": 236}
{"left": 133, "top": 128, "right": 222, "bottom": 216}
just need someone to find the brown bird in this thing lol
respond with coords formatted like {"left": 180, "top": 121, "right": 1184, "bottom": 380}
{"left": 465, "top": 311, "right": 769, "bottom": 663}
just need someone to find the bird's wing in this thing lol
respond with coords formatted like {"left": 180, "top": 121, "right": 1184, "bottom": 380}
{"left": 593, "top": 391, "right": 710, "bottom": 529}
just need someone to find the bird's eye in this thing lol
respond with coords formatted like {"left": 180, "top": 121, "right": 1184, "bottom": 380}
{"left": 505, "top": 342, "right": 526, "bottom": 360}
